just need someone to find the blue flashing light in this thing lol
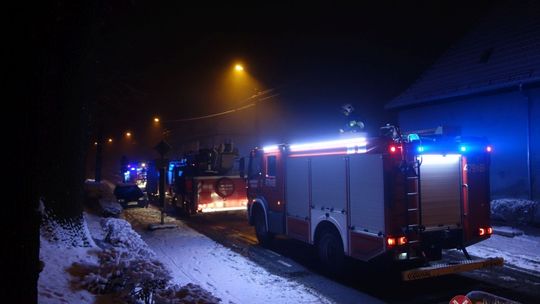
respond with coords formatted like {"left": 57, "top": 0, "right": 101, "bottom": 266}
{"left": 408, "top": 133, "right": 420, "bottom": 142}
{"left": 130, "top": 167, "right": 136, "bottom": 171}
{"left": 417, "top": 146, "right": 425, "bottom": 153}
{"left": 460, "top": 146, "right": 467, "bottom": 152}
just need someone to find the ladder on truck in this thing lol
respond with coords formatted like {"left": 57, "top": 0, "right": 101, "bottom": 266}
{"left": 403, "top": 152, "right": 423, "bottom": 246}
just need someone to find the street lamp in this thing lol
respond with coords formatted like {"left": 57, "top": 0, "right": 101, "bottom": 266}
{"left": 234, "top": 64, "right": 244, "bottom": 72}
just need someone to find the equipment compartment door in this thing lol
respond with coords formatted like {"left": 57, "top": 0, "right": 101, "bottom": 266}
{"left": 420, "top": 155, "right": 462, "bottom": 230}
{"left": 310, "top": 155, "right": 348, "bottom": 252}
{"left": 286, "top": 157, "right": 311, "bottom": 242}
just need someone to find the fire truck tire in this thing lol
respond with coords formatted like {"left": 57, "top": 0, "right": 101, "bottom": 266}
{"left": 317, "top": 230, "right": 345, "bottom": 275}
{"left": 254, "top": 209, "right": 273, "bottom": 246}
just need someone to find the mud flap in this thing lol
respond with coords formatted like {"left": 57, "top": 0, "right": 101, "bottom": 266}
{"left": 402, "top": 257, "right": 504, "bottom": 281}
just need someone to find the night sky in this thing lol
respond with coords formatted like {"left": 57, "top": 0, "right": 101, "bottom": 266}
{"left": 94, "top": 1, "right": 497, "bottom": 150}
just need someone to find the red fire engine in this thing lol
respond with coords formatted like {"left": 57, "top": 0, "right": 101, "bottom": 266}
{"left": 170, "top": 143, "right": 248, "bottom": 216}
{"left": 245, "top": 125, "right": 503, "bottom": 280}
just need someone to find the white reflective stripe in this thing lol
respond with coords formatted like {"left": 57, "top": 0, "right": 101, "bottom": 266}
{"left": 290, "top": 137, "right": 367, "bottom": 152}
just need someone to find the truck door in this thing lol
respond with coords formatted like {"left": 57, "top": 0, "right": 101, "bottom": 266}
{"left": 462, "top": 154, "right": 491, "bottom": 244}
{"left": 247, "top": 149, "right": 263, "bottom": 199}
{"left": 261, "top": 153, "right": 284, "bottom": 213}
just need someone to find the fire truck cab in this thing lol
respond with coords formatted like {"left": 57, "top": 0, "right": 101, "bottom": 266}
{"left": 246, "top": 125, "right": 503, "bottom": 280}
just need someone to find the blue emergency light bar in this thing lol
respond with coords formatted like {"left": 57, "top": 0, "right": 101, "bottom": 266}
{"left": 416, "top": 143, "right": 492, "bottom": 154}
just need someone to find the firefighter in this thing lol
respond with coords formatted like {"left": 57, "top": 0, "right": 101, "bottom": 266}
{"left": 339, "top": 103, "right": 364, "bottom": 134}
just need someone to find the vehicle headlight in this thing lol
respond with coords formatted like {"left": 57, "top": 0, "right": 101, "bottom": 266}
{"left": 118, "top": 199, "right": 125, "bottom": 203}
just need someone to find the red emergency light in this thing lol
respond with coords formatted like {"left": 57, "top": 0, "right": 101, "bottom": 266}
{"left": 389, "top": 145, "right": 402, "bottom": 154}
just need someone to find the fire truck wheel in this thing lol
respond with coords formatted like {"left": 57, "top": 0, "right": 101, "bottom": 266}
{"left": 254, "top": 209, "right": 273, "bottom": 246}
{"left": 317, "top": 231, "right": 344, "bottom": 275}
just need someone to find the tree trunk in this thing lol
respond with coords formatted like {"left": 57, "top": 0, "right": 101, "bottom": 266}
{"left": 14, "top": 1, "right": 99, "bottom": 302}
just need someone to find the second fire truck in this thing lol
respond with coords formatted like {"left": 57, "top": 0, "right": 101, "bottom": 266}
{"left": 245, "top": 125, "right": 503, "bottom": 280}
{"left": 170, "top": 143, "right": 248, "bottom": 216}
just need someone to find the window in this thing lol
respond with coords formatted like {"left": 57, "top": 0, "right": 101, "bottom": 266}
{"left": 248, "top": 151, "right": 263, "bottom": 178}
{"left": 267, "top": 155, "right": 277, "bottom": 177}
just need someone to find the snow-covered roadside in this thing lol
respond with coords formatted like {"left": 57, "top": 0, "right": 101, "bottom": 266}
{"left": 464, "top": 198, "right": 540, "bottom": 275}
{"left": 39, "top": 206, "right": 335, "bottom": 304}
{"left": 124, "top": 208, "right": 335, "bottom": 304}
{"left": 39, "top": 209, "right": 221, "bottom": 303}
{"left": 38, "top": 209, "right": 99, "bottom": 304}
{"left": 39, "top": 235, "right": 98, "bottom": 303}
{"left": 467, "top": 231, "right": 540, "bottom": 274}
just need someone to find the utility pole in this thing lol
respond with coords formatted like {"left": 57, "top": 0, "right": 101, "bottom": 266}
{"left": 148, "top": 139, "right": 177, "bottom": 230}
{"left": 95, "top": 127, "right": 103, "bottom": 182}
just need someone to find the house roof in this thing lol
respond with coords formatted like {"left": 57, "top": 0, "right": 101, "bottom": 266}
{"left": 386, "top": 1, "right": 540, "bottom": 110}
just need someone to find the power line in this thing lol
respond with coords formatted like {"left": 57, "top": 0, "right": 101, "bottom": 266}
{"left": 164, "top": 89, "right": 279, "bottom": 123}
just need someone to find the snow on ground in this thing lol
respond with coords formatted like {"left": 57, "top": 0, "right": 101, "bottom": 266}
{"left": 39, "top": 194, "right": 539, "bottom": 304}
{"left": 38, "top": 207, "right": 99, "bottom": 304}
{"left": 123, "top": 207, "right": 334, "bottom": 304}
{"left": 463, "top": 198, "right": 540, "bottom": 275}
{"left": 467, "top": 230, "right": 540, "bottom": 274}
{"left": 39, "top": 206, "right": 334, "bottom": 304}
{"left": 39, "top": 237, "right": 98, "bottom": 304}
{"left": 39, "top": 210, "right": 221, "bottom": 303}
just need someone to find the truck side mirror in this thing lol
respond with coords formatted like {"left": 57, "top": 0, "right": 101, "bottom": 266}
{"left": 239, "top": 157, "right": 245, "bottom": 179}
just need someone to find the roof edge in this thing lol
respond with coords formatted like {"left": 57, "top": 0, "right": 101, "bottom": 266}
{"left": 385, "top": 78, "right": 540, "bottom": 111}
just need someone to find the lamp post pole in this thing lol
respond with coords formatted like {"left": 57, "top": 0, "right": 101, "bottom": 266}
{"left": 154, "top": 139, "right": 171, "bottom": 225}
{"left": 95, "top": 137, "right": 102, "bottom": 182}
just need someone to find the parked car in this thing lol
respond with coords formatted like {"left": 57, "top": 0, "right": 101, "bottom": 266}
{"left": 113, "top": 183, "right": 148, "bottom": 208}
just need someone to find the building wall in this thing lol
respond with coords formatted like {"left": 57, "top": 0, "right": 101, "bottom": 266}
{"left": 529, "top": 88, "right": 540, "bottom": 200}
{"left": 398, "top": 88, "right": 539, "bottom": 200}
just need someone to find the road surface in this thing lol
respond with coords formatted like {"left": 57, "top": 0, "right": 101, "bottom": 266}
{"left": 125, "top": 205, "right": 540, "bottom": 303}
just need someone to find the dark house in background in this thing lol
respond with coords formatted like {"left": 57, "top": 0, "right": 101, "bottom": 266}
{"left": 386, "top": 1, "right": 540, "bottom": 200}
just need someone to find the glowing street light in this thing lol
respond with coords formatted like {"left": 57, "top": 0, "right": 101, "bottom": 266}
{"left": 154, "top": 117, "right": 160, "bottom": 123}
{"left": 125, "top": 131, "right": 132, "bottom": 138}
{"left": 234, "top": 64, "right": 244, "bottom": 72}
{"left": 107, "top": 138, "right": 113, "bottom": 143}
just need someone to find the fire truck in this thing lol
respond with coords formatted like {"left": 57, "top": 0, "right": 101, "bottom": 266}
{"left": 245, "top": 125, "right": 503, "bottom": 280}
{"left": 170, "top": 143, "right": 248, "bottom": 216}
